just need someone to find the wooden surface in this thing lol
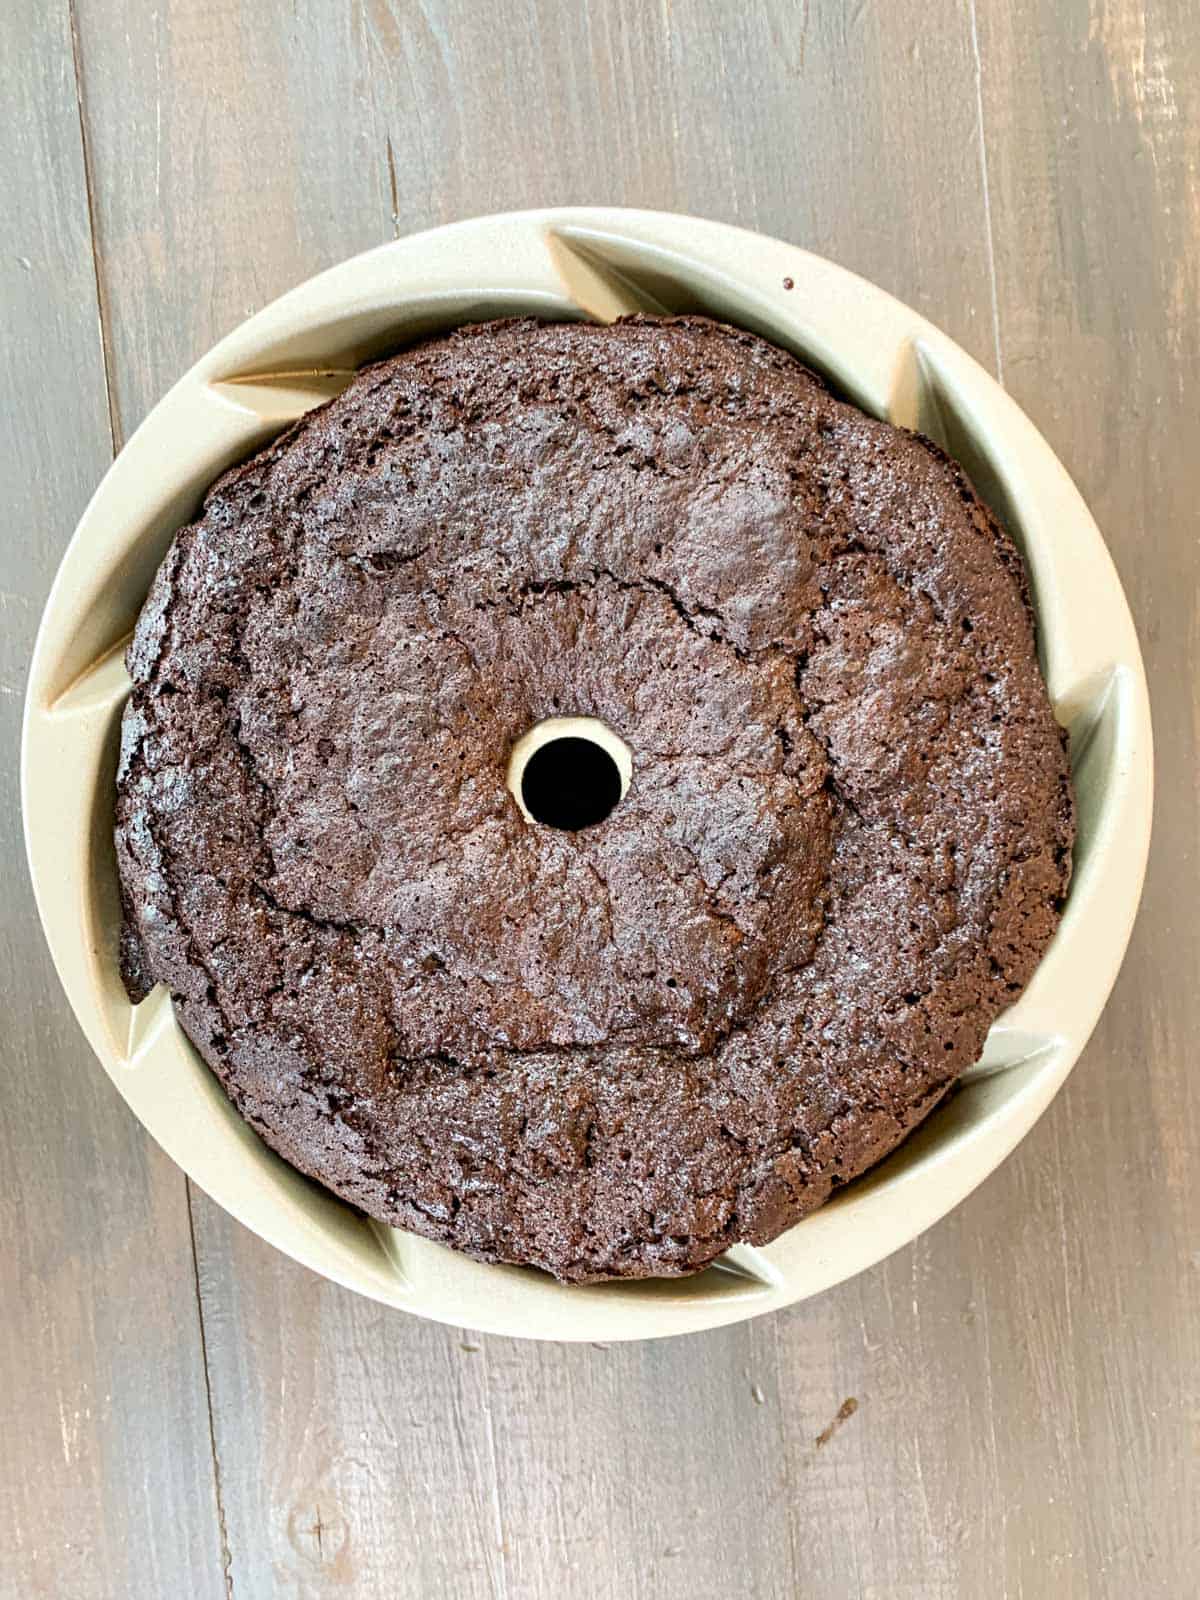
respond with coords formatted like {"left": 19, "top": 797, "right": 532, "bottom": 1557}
{"left": 2, "top": 2, "right": 1196, "bottom": 1595}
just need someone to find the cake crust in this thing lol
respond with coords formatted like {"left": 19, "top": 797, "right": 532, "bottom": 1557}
{"left": 115, "top": 316, "right": 1074, "bottom": 1282}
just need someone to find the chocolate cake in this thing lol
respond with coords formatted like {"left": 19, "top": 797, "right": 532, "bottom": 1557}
{"left": 115, "top": 316, "right": 1074, "bottom": 1282}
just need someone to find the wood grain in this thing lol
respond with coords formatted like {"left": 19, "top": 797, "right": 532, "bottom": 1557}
{"left": 3, "top": 0, "right": 1196, "bottom": 1594}
{"left": 0, "top": 3, "right": 227, "bottom": 1596}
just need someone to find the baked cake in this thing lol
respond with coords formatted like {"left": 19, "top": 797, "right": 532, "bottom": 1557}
{"left": 115, "top": 316, "right": 1074, "bottom": 1282}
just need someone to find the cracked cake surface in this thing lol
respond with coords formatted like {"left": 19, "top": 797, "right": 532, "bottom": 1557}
{"left": 115, "top": 315, "right": 1074, "bottom": 1282}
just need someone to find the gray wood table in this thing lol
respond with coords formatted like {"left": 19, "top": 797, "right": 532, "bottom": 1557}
{"left": 3, "top": 4, "right": 1196, "bottom": 1596}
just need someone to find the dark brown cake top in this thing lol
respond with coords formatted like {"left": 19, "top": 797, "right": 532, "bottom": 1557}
{"left": 116, "top": 316, "right": 1073, "bottom": 1282}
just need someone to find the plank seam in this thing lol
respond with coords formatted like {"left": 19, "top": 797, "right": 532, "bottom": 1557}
{"left": 968, "top": 0, "right": 1006, "bottom": 385}
{"left": 770, "top": 1316, "right": 804, "bottom": 1593}
{"left": 479, "top": 1344, "right": 512, "bottom": 1600}
{"left": 66, "top": 0, "right": 121, "bottom": 453}
{"left": 385, "top": 132, "right": 402, "bottom": 240}
{"left": 187, "top": 1184, "right": 236, "bottom": 1600}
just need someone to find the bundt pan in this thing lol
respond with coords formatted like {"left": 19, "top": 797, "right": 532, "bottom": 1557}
{"left": 22, "top": 210, "right": 1152, "bottom": 1341}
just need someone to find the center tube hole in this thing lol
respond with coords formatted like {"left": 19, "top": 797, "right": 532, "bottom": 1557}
{"left": 507, "top": 715, "right": 633, "bottom": 831}
{"left": 520, "top": 737, "right": 622, "bottom": 831}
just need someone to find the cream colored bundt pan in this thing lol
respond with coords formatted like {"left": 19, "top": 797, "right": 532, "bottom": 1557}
{"left": 22, "top": 210, "right": 1152, "bottom": 1341}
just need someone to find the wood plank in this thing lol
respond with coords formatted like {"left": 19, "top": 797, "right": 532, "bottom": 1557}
{"left": 0, "top": 3, "right": 227, "bottom": 1596}
{"left": 962, "top": 2, "right": 1200, "bottom": 1591}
